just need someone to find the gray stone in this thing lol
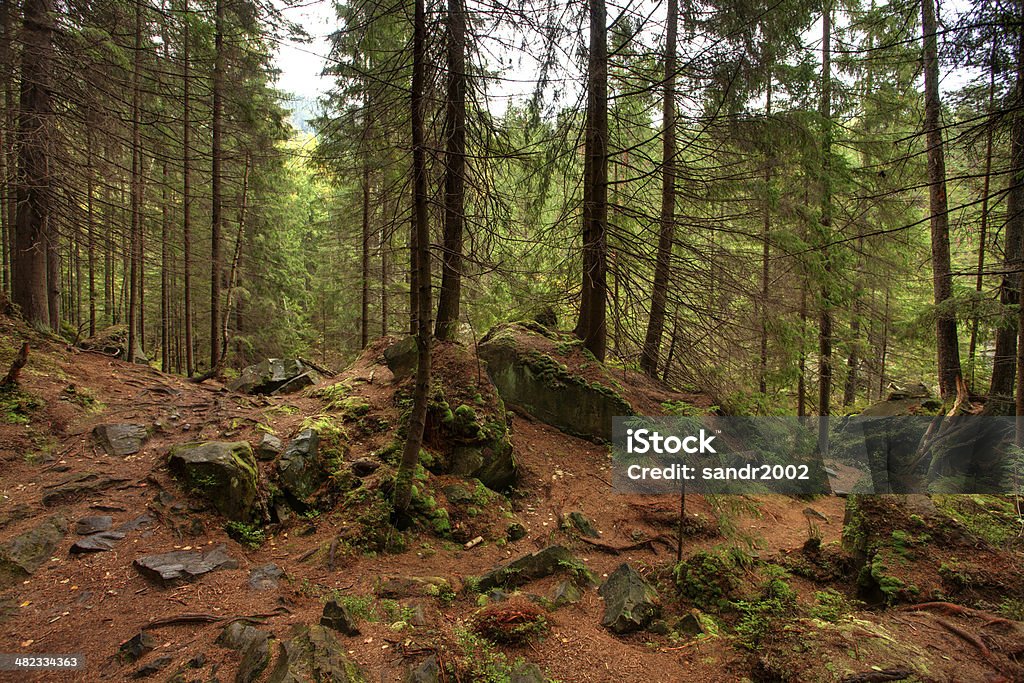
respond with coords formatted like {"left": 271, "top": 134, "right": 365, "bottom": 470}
{"left": 674, "top": 611, "right": 705, "bottom": 637}
{"left": 349, "top": 458, "right": 380, "bottom": 477}
{"left": 274, "top": 372, "right": 318, "bottom": 395}
{"left": 277, "top": 429, "right": 325, "bottom": 503}
{"left": 267, "top": 625, "right": 365, "bottom": 683}
{"left": 219, "top": 622, "right": 272, "bottom": 683}
{"left": 510, "top": 662, "right": 546, "bottom": 683}
{"left": 407, "top": 604, "right": 427, "bottom": 627}
{"left": 117, "top": 514, "right": 154, "bottom": 532}
{"left": 167, "top": 441, "right": 261, "bottom": 522}
{"left": 120, "top": 632, "right": 156, "bottom": 663}
{"left": 227, "top": 359, "right": 318, "bottom": 395}
{"left": 249, "top": 563, "right": 283, "bottom": 591}
{"left": 406, "top": 656, "right": 439, "bottom": 683}
{"left": 551, "top": 580, "right": 583, "bottom": 607}
{"left": 476, "top": 545, "right": 581, "bottom": 591}
{"left": 70, "top": 531, "right": 125, "bottom": 553}
{"left": 75, "top": 515, "right": 112, "bottom": 535}
{"left": 0, "top": 516, "right": 66, "bottom": 588}
{"left": 133, "top": 655, "right": 172, "bottom": 678}
{"left": 565, "top": 511, "right": 600, "bottom": 538}
{"left": 320, "top": 600, "right": 360, "bottom": 636}
{"left": 478, "top": 323, "right": 633, "bottom": 441}
{"left": 506, "top": 523, "right": 527, "bottom": 542}
{"left": 383, "top": 336, "right": 418, "bottom": 380}
{"left": 134, "top": 544, "right": 238, "bottom": 584}
{"left": 598, "top": 563, "right": 661, "bottom": 634}
{"left": 375, "top": 576, "right": 451, "bottom": 599}
{"left": 256, "top": 434, "right": 284, "bottom": 461}
{"left": 647, "top": 619, "right": 670, "bottom": 635}
{"left": 92, "top": 424, "right": 148, "bottom": 456}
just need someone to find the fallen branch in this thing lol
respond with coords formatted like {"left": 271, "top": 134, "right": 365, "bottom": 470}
{"left": 934, "top": 617, "right": 993, "bottom": 661}
{"left": 578, "top": 535, "right": 671, "bottom": 555}
{"left": 144, "top": 613, "right": 222, "bottom": 629}
{"left": 1, "top": 343, "right": 28, "bottom": 387}
{"left": 299, "top": 357, "right": 336, "bottom": 378}
{"left": 901, "top": 602, "right": 1012, "bottom": 626}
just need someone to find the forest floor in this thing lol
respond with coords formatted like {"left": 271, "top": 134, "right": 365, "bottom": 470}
{"left": 0, "top": 314, "right": 1023, "bottom": 682}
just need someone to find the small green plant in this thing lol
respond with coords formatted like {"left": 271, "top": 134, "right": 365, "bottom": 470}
{"left": 449, "top": 628, "right": 524, "bottom": 683}
{"left": 224, "top": 521, "right": 265, "bottom": 548}
{"left": 330, "top": 593, "right": 374, "bottom": 620}
{"left": 731, "top": 567, "right": 797, "bottom": 649}
{"left": 810, "top": 589, "right": 855, "bottom": 623}
{"left": 470, "top": 602, "right": 550, "bottom": 644}
{"left": 0, "top": 386, "right": 41, "bottom": 424}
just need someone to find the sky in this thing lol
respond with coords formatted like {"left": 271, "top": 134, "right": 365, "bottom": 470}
{"left": 274, "top": 1, "right": 335, "bottom": 100}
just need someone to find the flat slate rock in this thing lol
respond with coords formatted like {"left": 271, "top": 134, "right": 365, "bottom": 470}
{"left": 120, "top": 632, "right": 156, "bottom": 663}
{"left": 256, "top": 434, "right": 284, "bottom": 461}
{"left": 132, "top": 655, "right": 172, "bottom": 678}
{"left": 476, "top": 545, "right": 577, "bottom": 591}
{"left": 75, "top": 515, "right": 113, "bottom": 535}
{"left": 93, "top": 424, "right": 148, "bottom": 456}
{"left": 219, "top": 622, "right": 272, "bottom": 682}
{"left": 70, "top": 531, "right": 125, "bottom": 553}
{"left": 133, "top": 544, "right": 238, "bottom": 584}
{"left": 320, "top": 600, "right": 360, "bottom": 636}
{"left": 249, "top": 563, "right": 284, "bottom": 591}
{"left": 42, "top": 472, "right": 131, "bottom": 506}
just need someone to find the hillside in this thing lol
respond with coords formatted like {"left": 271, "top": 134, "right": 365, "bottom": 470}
{"left": 0, "top": 318, "right": 1023, "bottom": 682}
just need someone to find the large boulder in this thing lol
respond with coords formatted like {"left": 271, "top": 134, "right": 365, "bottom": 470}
{"left": 477, "top": 323, "right": 632, "bottom": 441}
{"left": 598, "top": 563, "right": 661, "bottom": 634}
{"left": 227, "top": 359, "right": 319, "bottom": 395}
{"left": 267, "top": 625, "right": 366, "bottom": 683}
{"left": 0, "top": 516, "right": 66, "bottom": 589}
{"left": 167, "top": 441, "right": 261, "bottom": 522}
{"left": 276, "top": 429, "right": 325, "bottom": 504}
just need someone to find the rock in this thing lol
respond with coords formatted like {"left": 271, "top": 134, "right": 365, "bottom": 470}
{"left": 406, "top": 656, "right": 440, "bottom": 683}
{"left": 256, "top": 434, "right": 284, "bottom": 461}
{"left": 506, "top": 523, "right": 527, "bottom": 542}
{"left": 277, "top": 429, "right": 325, "bottom": 503}
{"left": 228, "top": 359, "right": 318, "bottom": 395}
{"left": 349, "top": 458, "right": 380, "bottom": 477}
{"left": 93, "top": 424, "right": 148, "bottom": 456}
{"left": 132, "top": 655, "right": 172, "bottom": 678}
{"left": 375, "top": 576, "right": 451, "bottom": 599}
{"left": 477, "top": 545, "right": 583, "bottom": 591}
{"left": 267, "top": 625, "right": 365, "bottom": 683}
{"left": 647, "top": 619, "right": 670, "bottom": 635}
{"left": 120, "top": 632, "right": 156, "bottom": 663}
{"left": 320, "top": 600, "right": 360, "bottom": 636}
{"left": 432, "top": 409, "right": 516, "bottom": 492}
{"left": 0, "top": 502, "right": 33, "bottom": 530}
{"left": 219, "top": 622, "right": 272, "bottom": 683}
{"left": 478, "top": 322, "right": 633, "bottom": 441}
{"left": 565, "top": 511, "right": 599, "bottom": 538}
{"left": 510, "top": 662, "right": 546, "bottom": 683}
{"left": 167, "top": 441, "right": 261, "bottom": 522}
{"left": 407, "top": 604, "right": 427, "bottom": 627}
{"left": 485, "top": 589, "right": 510, "bottom": 603}
{"left": 598, "top": 563, "right": 661, "bottom": 634}
{"left": 551, "top": 580, "right": 583, "bottom": 607}
{"left": 383, "top": 336, "right": 419, "bottom": 380}
{"left": 41, "top": 472, "right": 130, "bottom": 506}
{"left": 531, "top": 305, "right": 558, "bottom": 329}
{"left": 70, "top": 531, "right": 125, "bottom": 553}
{"left": 674, "top": 611, "right": 705, "bottom": 637}
{"left": 249, "top": 563, "right": 283, "bottom": 591}
{"left": 187, "top": 653, "right": 206, "bottom": 668}
{"left": 134, "top": 544, "right": 238, "bottom": 584}
{"left": 117, "top": 514, "right": 154, "bottom": 532}
{"left": 75, "top": 515, "right": 112, "bottom": 535}
{"left": 0, "top": 516, "right": 66, "bottom": 588}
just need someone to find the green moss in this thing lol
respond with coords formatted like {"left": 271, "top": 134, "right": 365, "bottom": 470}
{"left": 810, "top": 589, "right": 856, "bottom": 623}
{"left": 225, "top": 521, "right": 265, "bottom": 548}
{"left": 674, "top": 548, "right": 750, "bottom": 612}
{"left": 0, "top": 386, "right": 42, "bottom": 424}
{"left": 934, "top": 494, "right": 1021, "bottom": 548}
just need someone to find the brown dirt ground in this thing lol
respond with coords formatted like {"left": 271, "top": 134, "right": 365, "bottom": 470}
{"left": 0, "top": 317, "right": 1020, "bottom": 683}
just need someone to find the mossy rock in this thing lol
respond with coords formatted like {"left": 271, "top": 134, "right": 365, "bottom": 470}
{"left": 267, "top": 625, "right": 365, "bottom": 683}
{"left": 598, "top": 563, "right": 661, "bottom": 634}
{"left": 0, "top": 516, "right": 66, "bottom": 589}
{"left": 277, "top": 429, "right": 327, "bottom": 505}
{"left": 168, "top": 441, "right": 261, "bottom": 522}
{"left": 477, "top": 323, "right": 632, "bottom": 441}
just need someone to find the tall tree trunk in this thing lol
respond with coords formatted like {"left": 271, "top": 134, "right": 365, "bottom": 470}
{"left": 574, "top": 0, "right": 608, "bottom": 362}
{"left": 758, "top": 74, "right": 772, "bottom": 394}
{"left": 3, "top": 0, "right": 15, "bottom": 296}
{"left": 0, "top": 0, "right": 8, "bottom": 297}
{"left": 361, "top": 110, "right": 371, "bottom": 349}
{"left": 640, "top": 0, "right": 677, "bottom": 377}
{"left": 818, "top": 0, "right": 833, "bottom": 452}
{"left": 435, "top": 0, "right": 466, "bottom": 341}
{"left": 127, "top": 0, "right": 143, "bottom": 362}
{"left": 11, "top": 0, "right": 53, "bottom": 328}
{"left": 969, "top": 49, "right": 996, "bottom": 389}
{"left": 394, "top": 0, "right": 432, "bottom": 521}
{"left": 86, "top": 128, "right": 95, "bottom": 337}
{"left": 210, "top": 0, "right": 224, "bottom": 370}
{"left": 922, "top": 0, "right": 961, "bottom": 398}
{"left": 381, "top": 224, "right": 388, "bottom": 336}
{"left": 182, "top": 0, "right": 194, "bottom": 375}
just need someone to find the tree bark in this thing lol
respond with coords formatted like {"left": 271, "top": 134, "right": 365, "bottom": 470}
{"left": 210, "top": 0, "right": 224, "bottom": 370}
{"left": 969, "top": 49, "right": 996, "bottom": 389}
{"left": 393, "top": 0, "right": 432, "bottom": 521}
{"left": 922, "top": 0, "right": 962, "bottom": 399}
{"left": 819, "top": 0, "right": 833, "bottom": 453}
{"left": 640, "top": 0, "right": 677, "bottom": 377}
{"left": 11, "top": 0, "right": 53, "bottom": 328}
{"left": 127, "top": 0, "right": 143, "bottom": 362}
{"left": 435, "top": 0, "right": 467, "bottom": 341}
{"left": 574, "top": 0, "right": 608, "bottom": 362}
{"left": 182, "top": 0, "right": 194, "bottom": 375}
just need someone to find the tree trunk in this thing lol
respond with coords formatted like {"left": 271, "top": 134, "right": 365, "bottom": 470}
{"left": 819, "top": 0, "right": 833, "bottom": 453}
{"left": 435, "top": 0, "right": 466, "bottom": 341}
{"left": 11, "top": 0, "right": 53, "bottom": 328}
{"left": 574, "top": 0, "right": 608, "bottom": 362}
{"left": 127, "top": 0, "right": 143, "bottom": 362}
{"left": 969, "top": 51, "right": 996, "bottom": 389}
{"left": 182, "top": 0, "right": 194, "bottom": 375}
{"left": 361, "top": 112, "right": 371, "bottom": 349}
{"left": 393, "top": 0, "right": 432, "bottom": 521}
{"left": 640, "top": 0, "right": 677, "bottom": 377}
{"left": 210, "top": 0, "right": 224, "bottom": 370}
{"left": 758, "top": 74, "right": 772, "bottom": 394}
{"left": 922, "top": 0, "right": 962, "bottom": 399}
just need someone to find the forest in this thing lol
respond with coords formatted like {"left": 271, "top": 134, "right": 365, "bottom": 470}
{"left": 1, "top": 0, "right": 1024, "bottom": 680}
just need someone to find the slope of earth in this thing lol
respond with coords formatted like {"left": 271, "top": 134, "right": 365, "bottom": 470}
{"left": 0, "top": 316, "right": 1021, "bottom": 683}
